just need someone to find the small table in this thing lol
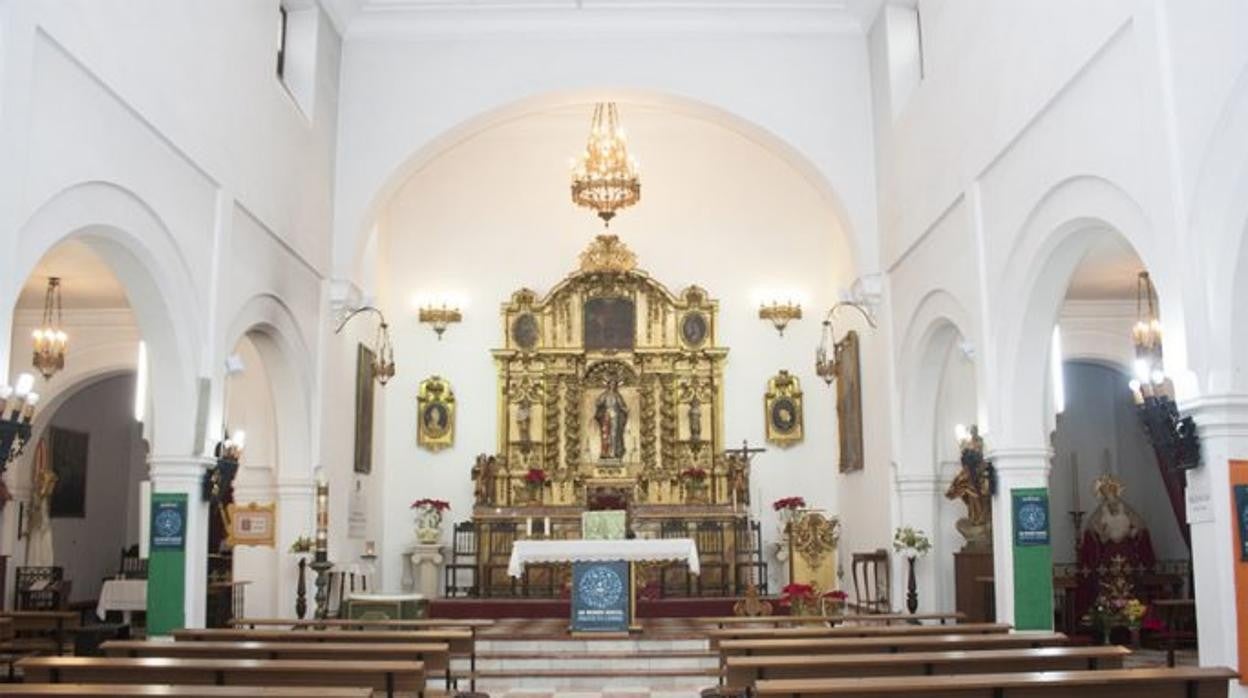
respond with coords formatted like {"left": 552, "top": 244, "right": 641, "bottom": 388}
{"left": 96, "top": 579, "right": 146, "bottom": 624}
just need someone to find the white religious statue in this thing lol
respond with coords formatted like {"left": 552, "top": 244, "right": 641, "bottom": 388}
{"left": 1088, "top": 474, "right": 1147, "bottom": 544}
{"left": 27, "top": 439, "right": 57, "bottom": 567}
{"left": 594, "top": 378, "right": 629, "bottom": 461}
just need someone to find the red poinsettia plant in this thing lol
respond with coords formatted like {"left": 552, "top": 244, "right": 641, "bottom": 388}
{"left": 781, "top": 582, "right": 816, "bottom": 602}
{"left": 524, "top": 468, "right": 548, "bottom": 485}
{"left": 680, "top": 467, "right": 709, "bottom": 481}
{"left": 410, "top": 498, "right": 451, "bottom": 512}
{"left": 772, "top": 496, "right": 806, "bottom": 511}
{"left": 822, "top": 589, "right": 848, "bottom": 600}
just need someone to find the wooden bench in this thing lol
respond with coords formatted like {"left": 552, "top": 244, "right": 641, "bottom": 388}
{"left": 102, "top": 640, "right": 451, "bottom": 690}
{"left": 0, "top": 686, "right": 372, "bottom": 697}
{"left": 701, "top": 612, "right": 966, "bottom": 629}
{"left": 725, "top": 645, "right": 1129, "bottom": 686}
{"left": 18, "top": 656, "right": 424, "bottom": 698}
{"left": 751, "top": 666, "right": 1239, "bottom": 697}
{"left": 707, "top": 622, "right": 1010, "bottom": 647}
{"left": 1, "top": 611, "right": 80, "bottom": 655}
{"left": 171, "top": 628, "right": 472, "bottom": 654}
{"left": 719, "top": 632, "right": 1068, "bottom": 658}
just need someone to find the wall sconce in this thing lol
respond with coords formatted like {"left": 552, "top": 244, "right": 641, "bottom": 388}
{"left": 758, "top": 302, "right": 802, "bottom": 336}
{"left": 335, "top": 306, "right": 396, "bottom": 385}
{"left": 418, "top": 304, "right": 463, "bottom": 340}
{"left": 0, "top": 373, "right": 38, "bottom": 471}
{"left": 814, "top": 302, "right": 876, "bottom": 385}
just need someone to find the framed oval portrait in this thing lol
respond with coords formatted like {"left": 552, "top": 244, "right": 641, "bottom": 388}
{"left": 770, "top": 397, "right": 799, "bottom": 434}
{"left": 417, "top": 375, "right": 455, "bottom": 451}
{"left": 680, "top": 311, "right": 709, "bottom": 348}
{"left": 511, "top": 312, "right": 539, "bottom": 350}
{"left": 764, "top": 370, "right": 803, "bottom": 447}
{"left": 422, "top": 402, "right": 450, "bottom": 438}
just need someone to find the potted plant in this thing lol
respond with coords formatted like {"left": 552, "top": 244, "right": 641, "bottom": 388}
{"left": 893, "top": 525, "right": 932, "bottom": 615}
{"left": 821, "top": 589, "right": 849, "bottom": 616}
{"left": 781, "top": 582, "right": 817, "bottom": 616}
{"left": 411, "top": 498, "right": 451, "bottom": 544}
{"left": 523, "top": 468, "right": 547, "bottom": 504}
{"left": 680, "top": 467, "right": 710, "bottom": 503}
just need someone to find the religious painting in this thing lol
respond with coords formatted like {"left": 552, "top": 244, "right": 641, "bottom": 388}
{"left": 48, "top": 427, "right": 88, "bottom": 518}
{"left": 680, "top": 311, "right": 709, "bottom": 349}
{"left": 353, "top": 344, "right": 376, "bottom": 474}
{"left": 583, "top": 297, "right": 635, "bottom": 351}
{"left": 417, "top": 376, "right": 455, "bottom": 452}
{"left": 511, "top": 312, "right": 540, "bottom": 351}
{"left": 764, "top": 370, "right": 804, "bottom": 447}
{"left": 836, "top": 331, "right": 865, "bottom": 473}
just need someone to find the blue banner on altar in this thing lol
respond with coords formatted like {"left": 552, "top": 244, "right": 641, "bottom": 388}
{"left": 571, "top": 560, "right": 630, "bottom": 633}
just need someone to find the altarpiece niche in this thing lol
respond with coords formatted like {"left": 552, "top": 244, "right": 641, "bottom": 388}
{"left": 478, "top": 234, "right": 732, "bottom": 510}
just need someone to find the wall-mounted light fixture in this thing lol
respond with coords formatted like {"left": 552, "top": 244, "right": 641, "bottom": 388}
{"left": 32, "top": 278, "right": 67, "bottom": 380}
{"left": 0, "top": 373, "right": 38, "bottom": 471}
{"left": 335, "top": 306, "right": 396, "bottom": 385}
{"left": 418, "top": 304, "right": 463, "bottom": 340}
{"left": 759, "top": 301, "right": 802, "bottom": 337}
{"left": 814, "top": 302, "right": 876, "bottom": 386}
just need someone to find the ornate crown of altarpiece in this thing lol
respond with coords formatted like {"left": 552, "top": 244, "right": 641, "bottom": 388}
{"left": 487, "top": 234, "right": 730, "bottom": 508}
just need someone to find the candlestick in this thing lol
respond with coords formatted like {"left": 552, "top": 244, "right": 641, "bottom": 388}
{"left": 315, "top": 477, "right": 329, "bottom": 564}
{"left": 543, "top": 516, "right": 551, "bottom": 538}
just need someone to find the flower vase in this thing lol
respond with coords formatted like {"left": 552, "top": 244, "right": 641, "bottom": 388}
{"left": 415, "top": 506, "right": 443, "bottom": 544}
{"left": 684, "top": 480, "right": 709, "bottom": 504}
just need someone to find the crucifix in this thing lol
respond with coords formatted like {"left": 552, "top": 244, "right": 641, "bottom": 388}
{"left": 722, "top": 439, "right": 766, "bottom": 510}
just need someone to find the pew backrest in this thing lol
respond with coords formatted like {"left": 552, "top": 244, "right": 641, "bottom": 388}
{"left": 100, "top": 639, "right": 451, "bottom": 673}
{"left": 171, "top": 627, "right": 473, "bottom": 654}
{"left": 719, "top": 631, "right": 1068, "bottom": 657}
{"left": 0, "top": 685, "right": 372, "bottom": 697}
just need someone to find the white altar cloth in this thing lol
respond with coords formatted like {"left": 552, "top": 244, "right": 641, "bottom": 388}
{"left": 97, "top": 579, "right": 147, "bottom": 620}
{"left": 507, "top": 538, "right": 700, "bottom": 578}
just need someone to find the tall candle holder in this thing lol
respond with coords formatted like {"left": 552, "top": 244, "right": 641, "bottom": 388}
{"left": 311, "top": 477, "right": 333, "bottom": 619}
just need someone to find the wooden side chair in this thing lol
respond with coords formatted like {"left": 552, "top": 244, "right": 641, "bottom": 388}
{"left": 693, "top": 521, "right": 731, "bottom": 597}
{"left": 443, "top": 520, "right": 479, "bottom": 597}
{"left": 733, "top": 519, "right": 768, "bottom": 595}
{"left": 851, "top": 549, "right": 892, "bottom": 614}
{"left": 659, "top": 519, "right": 691, "bottom": 598}
{"left": 15, "top": 567, "right": 68, "bottom": 611}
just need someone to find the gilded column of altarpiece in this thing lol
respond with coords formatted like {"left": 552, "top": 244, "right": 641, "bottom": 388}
{"left": 476, "top": 235, "right": 736, "bottom": 515}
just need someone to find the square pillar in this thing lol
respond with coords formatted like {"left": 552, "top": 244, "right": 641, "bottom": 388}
{"left": 148, "top": 455, "right": 212, "bottom": 633}
{"left": 987, "top": 446, "right": 1053, "bottom": 630}
{"left": 895, "top": 473, "right": 941, "bottom": 613}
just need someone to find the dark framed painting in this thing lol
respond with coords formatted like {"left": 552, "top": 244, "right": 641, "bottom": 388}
{"left": 836, "top": 331, "right": 864, "bottom": 473}
{"left": 353, "top": 343, "right": 375, "bottom": 475}
{"left": 583, "top": 297, "right": 635, "bottom": 351}
{"left": 511, "top": 312, "right": 539, "bottom": 351}
{"left": 764, "top": 370, "right": 804, "bottom": 448}
{"left": 49, "top": 426, "right": 88, "bottom": 518}
{"left": 680, "top": 311, "right": 709, "bottom": 349}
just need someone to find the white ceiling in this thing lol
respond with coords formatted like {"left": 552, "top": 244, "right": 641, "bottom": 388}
{"left": 321, "top": 0, "right": 886, "bottom": 35}
{"left": 16, "top": 240, "right": 132, "bottom": 311}
{"left": 1065, "top": 235, "right": 1146, "bottom": 302}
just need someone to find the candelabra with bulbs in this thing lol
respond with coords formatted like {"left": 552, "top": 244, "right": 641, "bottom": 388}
{"left": 418, "top": 304, "right": 463, "bottom": 340}
{"left": 759, "top": 301, "right": 802, "bottom": 337}
{"left": 0, "top": 373, "right": 40, "bottom": 471}
{"left": 814, "top": 302, "right": 876, "bottom": 385}
{"left": 570, "top": 102, "right": 642, "bottom": 227}
{"left": 32, "top": 277, "right": 67, "bottom": 380}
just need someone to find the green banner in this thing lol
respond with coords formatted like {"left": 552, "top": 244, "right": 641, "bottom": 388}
{"left": 1011, "top": 487, "right": 1053, "bottom": 630}
{"left": 147, "top": 492, "right": 187, "bottom": 635}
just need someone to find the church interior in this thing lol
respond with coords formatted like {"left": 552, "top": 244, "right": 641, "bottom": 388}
{"left": 0, "top": 1, "right": 1245, "bottom": 696}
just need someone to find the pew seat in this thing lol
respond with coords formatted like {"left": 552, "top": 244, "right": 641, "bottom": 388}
{"left": 101, "top": 639, "right": 449, "bottom": 674}
{"left": 719, "top": 632, "right": 1067, "bottom": 658}
{"left": 17, "top": 656, "right": 423, "bottom": 698}
{"left": 752, "top": 666, "right": 1239, "bottom": 697}
{"left": 707, "top": 622, "right": 1009, "bottom": 647}
{"left": 229, "top": 618, "right": 492, "bottom": 631}
{"left": 0, "top": 685, "right": 372, "bottom": 697}
{"left": 171, "top": 628, "right": 472, "bottom": 655}
{"left": 701, "top": 612, "right": 966, "bottom": 628}
{"left": 725, "top": 645, "right": 1130, "bottom": 686}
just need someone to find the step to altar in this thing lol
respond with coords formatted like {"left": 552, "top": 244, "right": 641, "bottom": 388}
{"left": 458, "top": 636, "right": 719, "bottom": 694}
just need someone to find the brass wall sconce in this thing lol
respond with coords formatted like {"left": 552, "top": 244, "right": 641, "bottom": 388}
{"left": 814, "top": 302, "right": 876, "bottom": 385}
{"left": 335, "top": 306, "right": 396, "bottom": 385}
{"left": 418, "top": 305, "right": 462, "bottom": 340}
{"left": 759, "top": 302, "right": 802, "bottom": 336}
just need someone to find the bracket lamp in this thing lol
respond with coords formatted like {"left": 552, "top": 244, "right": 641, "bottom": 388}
{"left": 814, "top": 302, "right": 876, "bottom": 386}
{"left": 334, "top": 306, "right": 396, "bottom": 386}
{"left": 418, "top": 305, "right": 463, "bottom": 340}
{"left": 759, "top": 302, "right": 802, "bottom": 336}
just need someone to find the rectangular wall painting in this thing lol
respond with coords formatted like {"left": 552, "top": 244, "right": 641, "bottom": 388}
{"left": 49, "top": 426, "right": 88, "bottom": 518}
{"left": 836, "top": 331, "right": 864, "bottom": 473}
{"left": 354, "top": 343, "right": 375, "bottom": 475}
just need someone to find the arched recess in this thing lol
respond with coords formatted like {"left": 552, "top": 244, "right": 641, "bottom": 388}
{"left": 344, "top": 89, "right": 861, "bottom": 284}
{"left": 895, "top": 289, "right": 980, "bottom": 615}
{"left": 993, "top": 176, "right": 1171, "bottom": 446}
{"left": 10, "top": 181, "right": 201, "bottom": 456}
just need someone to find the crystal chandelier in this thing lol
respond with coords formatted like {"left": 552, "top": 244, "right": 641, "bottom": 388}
{"left": 571, "top": 102, "right": 641, "bottom": 227}
{"left": 31, "top": 277, "right": 67, "bottom": 380}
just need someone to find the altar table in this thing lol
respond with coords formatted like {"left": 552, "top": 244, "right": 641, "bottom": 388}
{"left": 506, "top": 538, "right": 701, "bottom": 578}
{"left": 96, "top": 579, "right": 146, "bottom": 623}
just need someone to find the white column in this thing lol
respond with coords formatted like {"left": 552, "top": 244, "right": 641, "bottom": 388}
{"left": 275, "top": 477, "right": 314, "bottom": 619}
{"left": 149, "top": 454, "right": 212, "bottom": 629}
{"left": 987, "top": 446, "right": 1051, "bottom": 627}
{"left": 895, "top": 473, "right": 940, "bottom": 613}
{"left": 1183, "top": 394, "right": 1248, "bottom": 692}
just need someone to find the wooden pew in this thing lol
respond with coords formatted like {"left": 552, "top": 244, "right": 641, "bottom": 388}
{"left": 1, "top": 611, "right": 80, "bottom": 655}
{"left": 707, "top": 622, "right": 1010, "bottom": 648}
{"left": 702, "top": 612, "right": 966, "bottom": 628}
{"left": 719, "top": 632, "right": 1068, "bottom": 658}
{"left": 752, "top": 666, "right": 1240, "bottom": 697}
{"left": 102, "top": 640, "right": 450, "bottom": 690}
{"left": 17, "top": 657, "right": 424, "bottom": 698}
{"left": 725, "top": 645, "right": 1129, "bottom": 686}
{"left": 0, "top": 686, "right": 372, "bottom": 697}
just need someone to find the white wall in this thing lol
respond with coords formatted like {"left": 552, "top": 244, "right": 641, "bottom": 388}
{"left": 44, "top": 373, "right": 144, "bottom": 604}
{"left": 370, "top": 105, "right": 871, "bottom": 592}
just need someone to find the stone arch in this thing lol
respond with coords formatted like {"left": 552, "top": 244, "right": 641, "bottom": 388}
{"left": 342, "top": 88, "right": 861, "bottom": 283}
{"left": 993, "top": 176, "right": 1167, "bottom": 445}
{"left": 10, "top": 181, "right": 201, "bottom": 456}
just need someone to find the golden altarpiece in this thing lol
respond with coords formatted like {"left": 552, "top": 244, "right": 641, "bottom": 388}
{"left": 468, "top": 235, "right": 763, "bottom": 597}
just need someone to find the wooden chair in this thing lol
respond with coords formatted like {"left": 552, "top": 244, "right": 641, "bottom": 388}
{"left": 694, "top": 521, "right": 731, "bottom": 596}
{"left": 15, "top": 568, "right": 69, "bottom": 612}
{"left": 481, "top": 521, "right": 519, "bottom": 597}
{"left": 659, "top": 519, "right": 691, "bottom": 597}
{"left": 733, "top": 519, "right": 768, "bottom": 595}
{"left": 850, "top": 550, "right": 891, "bottom": 614}
{"left": 118, "top": 549, "right": 147, "bottom": 580}
{"left": 442, "top": 521, "right": 478, "bottom": 598}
